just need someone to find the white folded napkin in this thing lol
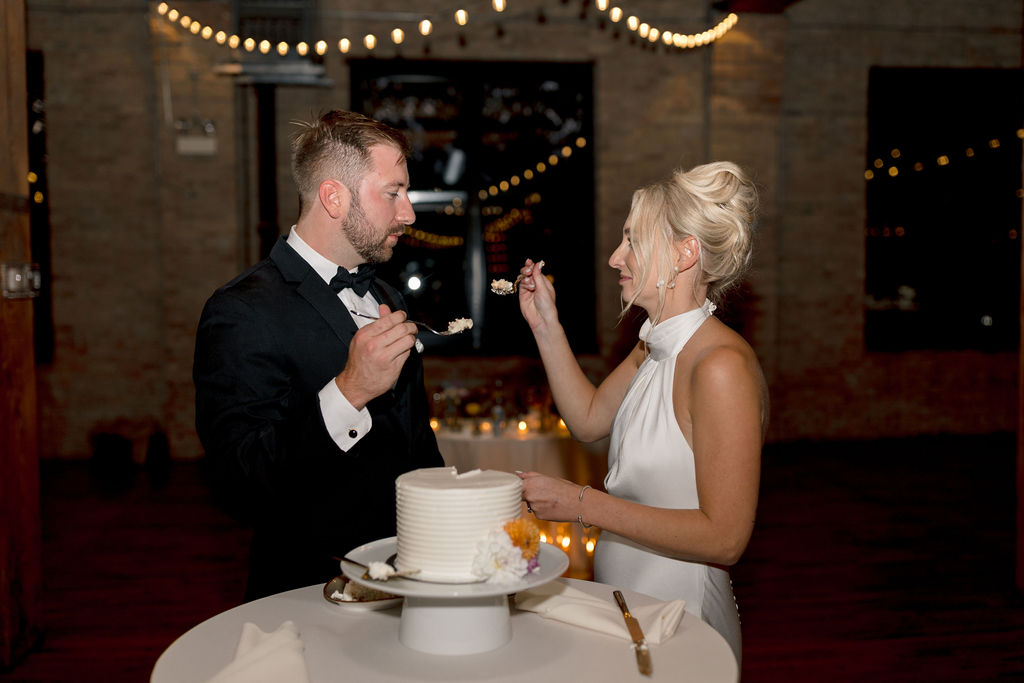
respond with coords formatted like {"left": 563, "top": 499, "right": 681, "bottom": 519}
{"left": 205, "top": 620, "right": 310, "bottom": 683}
{"left": 514, "top": 581, "right": 685, "bottom": 644}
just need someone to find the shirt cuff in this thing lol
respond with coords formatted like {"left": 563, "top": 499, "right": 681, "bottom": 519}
{"left": 319, "top": 379, "right": 372, "bottom": 451}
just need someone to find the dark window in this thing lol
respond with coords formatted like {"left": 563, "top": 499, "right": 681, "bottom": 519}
{"left": 234, "top": 0, "right": 312, "bottom": 44}
{"left": 27, "top": 50, "right": 53, "bottom": 365}
{"left": 351, "top": 59, "right": 596, "bottom": 356}
{"left": 865, "top": 67, "right": 1021, "bottom": 352}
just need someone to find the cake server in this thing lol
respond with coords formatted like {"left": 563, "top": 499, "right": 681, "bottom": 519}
{"left": 613, "top": 590, "right": 653, "bottom": 676}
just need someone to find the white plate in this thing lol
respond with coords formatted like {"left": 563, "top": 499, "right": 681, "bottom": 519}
{"left": 322, "top": 574, "right": 403, "bottom": 611}
{"left": 342, "top": 536, "right": 569, "bottom": 599}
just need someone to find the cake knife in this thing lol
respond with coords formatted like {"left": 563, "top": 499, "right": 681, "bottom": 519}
{"left": 613, "top": 590, "right": 653, "bottom": 676}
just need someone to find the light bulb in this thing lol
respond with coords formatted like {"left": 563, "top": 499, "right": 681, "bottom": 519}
{"left": 455, "top": 9, "right": 468, "bottom": 26}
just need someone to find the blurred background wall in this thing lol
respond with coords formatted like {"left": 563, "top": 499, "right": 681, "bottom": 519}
{"left": 21, "top": 0, "right": 1020, "bottom": 460}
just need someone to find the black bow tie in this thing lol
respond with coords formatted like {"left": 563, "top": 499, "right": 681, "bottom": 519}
{"left": 329, "top": 265, "right": 376, "bottom": 297}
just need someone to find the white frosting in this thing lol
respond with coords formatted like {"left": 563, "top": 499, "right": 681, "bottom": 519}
{"left": 368, "top": 561, "right": 395, "bottom": 580}
{"left": 447, "top": 317, "right": 473, "bottom": 333}
{"left": 395, "top": 466, "right": 522, "bottom": 583}
{"left": 490, "top": 278, "right": 514, "bottom": 294}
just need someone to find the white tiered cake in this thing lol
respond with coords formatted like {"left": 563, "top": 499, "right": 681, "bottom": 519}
{"left": 395, "top": 467, "right": 523, "bottom": 583}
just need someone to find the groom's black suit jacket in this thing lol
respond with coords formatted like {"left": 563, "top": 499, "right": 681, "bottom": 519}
{"left": 193, "top": 237, "right": 443, "bottom": 601}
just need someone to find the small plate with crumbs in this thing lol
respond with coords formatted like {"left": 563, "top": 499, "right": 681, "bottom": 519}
{"left": 323, "top": 574, "right": 403, "bottom": 611}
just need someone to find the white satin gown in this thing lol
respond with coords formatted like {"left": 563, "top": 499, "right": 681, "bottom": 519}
{"left": 594, "top": 299, "right": 743, "bottom": 665}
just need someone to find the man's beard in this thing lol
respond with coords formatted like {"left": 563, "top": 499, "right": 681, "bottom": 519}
{"left": 342, "top": 196, "right": 398, "bottom": 264}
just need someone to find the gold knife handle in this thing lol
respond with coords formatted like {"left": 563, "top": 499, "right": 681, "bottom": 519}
{"left": 614, "top": 590, "right": 653, "bottom": 676}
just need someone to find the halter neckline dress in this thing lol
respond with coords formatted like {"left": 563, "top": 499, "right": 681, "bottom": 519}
{"left": 594, "top": 299, "right": 742, "bottom": 665}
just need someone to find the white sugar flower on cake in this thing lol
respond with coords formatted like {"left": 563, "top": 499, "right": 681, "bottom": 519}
{"left": 472, "top": 518, "right": 541, "bottom": 584}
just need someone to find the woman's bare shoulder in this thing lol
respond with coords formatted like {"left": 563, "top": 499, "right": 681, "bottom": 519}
{"left": 682, "top": 319, "right": 766, "bottom": 395}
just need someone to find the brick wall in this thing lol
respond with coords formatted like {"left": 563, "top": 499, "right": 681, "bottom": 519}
{"left": 25, "top": 0, "right": 1020, "bottom": 458}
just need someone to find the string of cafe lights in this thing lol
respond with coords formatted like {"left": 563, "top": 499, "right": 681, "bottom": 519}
{"left": 864, "top": 126, "right": 1024, "bottom": 189}
{"left": 403, "top": 136, "right": 582, "bottom": 248}
{"left": 864, "top": 126, "right": 1024, "bottom": 242}
{"left": 153, "top": 1, "right": 738, "bottom": 57}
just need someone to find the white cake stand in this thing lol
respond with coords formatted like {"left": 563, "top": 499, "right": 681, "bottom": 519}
{"left": 342, "top": 536, "right": 569, "bottom": 655}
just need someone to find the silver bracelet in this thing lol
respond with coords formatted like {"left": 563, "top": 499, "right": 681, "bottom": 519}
{"left": 578, "top": 485, "right": 592, "bottom": 528}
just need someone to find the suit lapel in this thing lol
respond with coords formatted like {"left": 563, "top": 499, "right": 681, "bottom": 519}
{"left": 369, "top": 280, "right": 400, "bottom": 312}
{"left": 270, "top": 237, "right": 358, "bottom": 345}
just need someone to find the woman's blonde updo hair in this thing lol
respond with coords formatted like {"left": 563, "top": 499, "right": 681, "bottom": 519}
{"left": 623, "top": 161, "right": 758, "bottom": 323}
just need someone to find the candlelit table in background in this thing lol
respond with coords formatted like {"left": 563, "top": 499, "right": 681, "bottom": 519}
{"left": 435, "top": 427, "right": 608, "bottom": 578}
{"left": 151, "top": 578, "right": 739, "bottom": 682}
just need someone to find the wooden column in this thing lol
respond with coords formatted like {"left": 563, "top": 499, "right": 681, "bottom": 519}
{"left": 0, "top": 0, "right": 43, "bottom": 667}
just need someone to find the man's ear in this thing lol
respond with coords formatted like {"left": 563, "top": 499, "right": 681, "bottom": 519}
{"left": 319, "top": 179, "right": 351, "bottom": 220}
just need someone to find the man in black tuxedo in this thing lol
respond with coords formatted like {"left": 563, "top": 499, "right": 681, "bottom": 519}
{"left": 193, "top": 110, "right": 444, "bottom": 601}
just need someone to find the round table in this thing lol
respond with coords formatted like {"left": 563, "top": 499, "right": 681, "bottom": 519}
{"left": 151, "top": 578, "right": 738, "bottom": 682}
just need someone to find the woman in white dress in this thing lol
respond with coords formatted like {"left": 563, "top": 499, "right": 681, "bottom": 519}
{"left": 516, "top": 161, "right": 768, "bottom": 666}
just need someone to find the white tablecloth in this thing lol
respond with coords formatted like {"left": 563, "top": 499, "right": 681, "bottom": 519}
{"left": 151, "top": 578, "right": 738, "bottom": 682}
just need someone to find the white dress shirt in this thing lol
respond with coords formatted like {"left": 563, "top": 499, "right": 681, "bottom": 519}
{"left": 286, "top": 227, "right": 375, "bottom": 452}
